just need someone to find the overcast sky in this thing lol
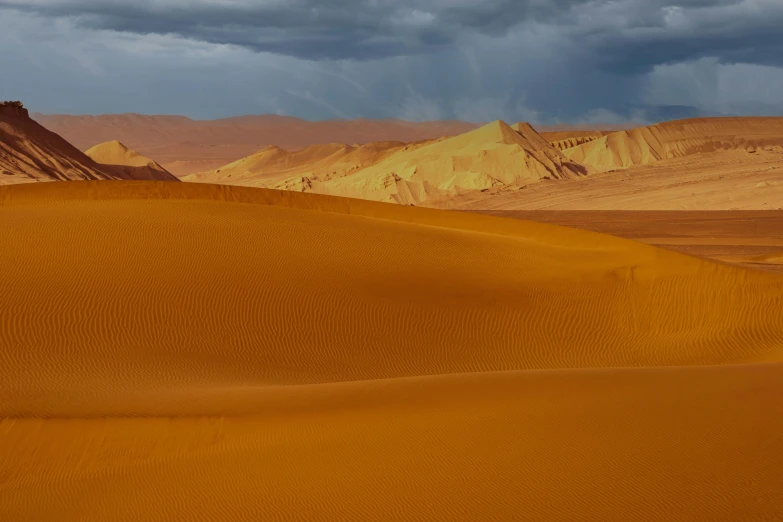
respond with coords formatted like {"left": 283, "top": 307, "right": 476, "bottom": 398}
{"left": 1, "top": 0, "right": 782, "bottom": 123}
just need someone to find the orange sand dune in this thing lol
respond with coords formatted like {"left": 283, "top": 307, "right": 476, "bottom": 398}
{"left": 1, "top": 181, "right": 783, "bottom": 520}
{"left": 564, "top": 116, "right": 783, "bottom": 172}
{"left": 189, "top": 121, "right": 587, "bottom": 204}
{"left": 3, "top": 364, "right": 783, "bottom": 521}
{"left": 85, "top": 140, "right": 178, "bottom": 181}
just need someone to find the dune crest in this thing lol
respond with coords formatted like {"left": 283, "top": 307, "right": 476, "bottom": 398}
{"left": 189, "top": 120, "right": 587, "bottom": 204}
{"left": 550, "top": 135, "right": 605, "bottom": 150}
{"left": 85, "top": 140, "right": 177, "bottom": 181}
{"left": 318, "top": 120, "right": 587, "bottom": 203}
{"left": 538, "top": 129, "right": 611, "bottom": 151}
{"left": 564, "top": 117, "right": 783, "bottom": 172}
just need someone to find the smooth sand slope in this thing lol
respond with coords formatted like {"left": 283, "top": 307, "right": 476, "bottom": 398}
{"left": 34, "top": 113, "right": 482, "bottom": 176}
{"left": 85, "top": 140, "right": 178, "bottom": 181}
{"left": 1, "top": 181, "right": 783, "bottom": 520}
{"left": 189, "top": 121, "right": 587, "bottom": 204}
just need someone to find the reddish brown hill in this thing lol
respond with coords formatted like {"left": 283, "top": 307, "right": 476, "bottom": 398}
{"left": 0, "top": 102, "right": 178, "bottom": 185}
{"left": 1, "top": 102, "right": 119, "bottom": 184}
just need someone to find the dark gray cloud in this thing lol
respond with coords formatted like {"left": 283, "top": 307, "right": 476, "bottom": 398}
{"left": 0, "top": 0, "right": 580, "bottom": 60}
{"left": 0, "top": 1, "right": 782, "bottom": 122}
{"left": 576, "top": 0, "right": 783, "bottom": 72}
{"left": 2, "top": 0, "right": 781, "bottom": 70}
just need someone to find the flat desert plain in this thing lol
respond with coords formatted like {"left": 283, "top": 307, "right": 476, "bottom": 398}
{"left": 2, "top": 180, "right": 783, "bottom": 520}
{"left": 476, "top": 210, "right": 783, "bottom": 273}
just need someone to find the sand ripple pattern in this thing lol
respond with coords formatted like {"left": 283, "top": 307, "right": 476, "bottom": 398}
{"left": 1, "top": 181, "right": 782, "bottom": 520}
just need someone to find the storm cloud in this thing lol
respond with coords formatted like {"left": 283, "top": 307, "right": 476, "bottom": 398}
{"left": 1, "top": 0, "right": 782, "bottom": 121}
{"left": 0, "top": 0, "right": 579, "bottom": 59}
{"left": 3, "top": 0, "right": 783, "bottom": 68}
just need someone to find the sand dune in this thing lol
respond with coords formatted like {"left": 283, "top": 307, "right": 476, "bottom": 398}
{"left": 32, "top": 112, "right": 625, "bottom": 177}
{"left": 451, "top": 147, "right": 783, "bottom": 210}
{"left": 184, "top": 140, "right": 414, "bottom": 189}
{"left": 1, "top": 181, "right": 783, "bottom": 519}
{"left": 312, "top": 121, "right": 586, "bottom": 203}
{"left": 0, "top": 102, "right": 119, "bottom": 184}
{"left": 184, "top": 117, "right": 783, "bottom": 210}
{"left": 4, "top": 364, "right": 783, "bottom": 521}
{"left": 564, "top": 117, "right": 783, "bottom": 172}
{"left": 189, "top": 121, "right": 587, "bottom": 204}
{"left": 0, "top": 102, "right": 179, "bottom": 185}
{"left": 540, "top": 129, "right": 613, "bottom": 141}
{"left": 540, "top": 130, "right": 613, "bottom": 151}
{"left": 550, "top": 135, "right": 602, "bottom": 150}
{"left": 33, "top": 113, "right": 483, "bottom": 176}
{"left": 85, "top": 140, "right": 178, "bottom": 181}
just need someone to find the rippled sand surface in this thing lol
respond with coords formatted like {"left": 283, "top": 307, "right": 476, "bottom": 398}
{"left": 1, "top": 181, "right": 782, "bottom": 520}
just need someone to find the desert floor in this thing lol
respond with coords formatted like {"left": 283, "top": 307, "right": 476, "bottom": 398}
{"left": 2, "top": 181, "right": 783, "bottom": 520}
{"left": 475, "top": 210, "right": 783, "bottom": 273}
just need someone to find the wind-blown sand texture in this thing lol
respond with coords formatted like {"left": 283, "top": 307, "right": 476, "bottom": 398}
{"left": 1, "top": 181, "right": 783, "bottom": 520}
{"left": 188, "top": 121, "right": 587, "bottom": 204}
{"left": 85, "top": 140, "right": 177, "bottom": 181}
